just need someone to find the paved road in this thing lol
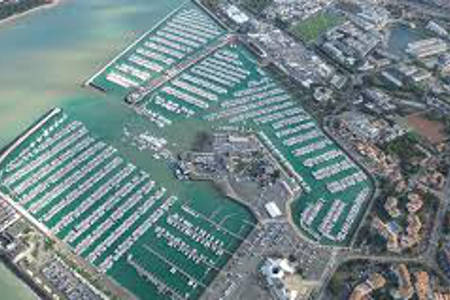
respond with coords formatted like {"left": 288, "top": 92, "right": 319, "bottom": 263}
{"left": 425, "top": 168, "right": 450, "bottom": 260}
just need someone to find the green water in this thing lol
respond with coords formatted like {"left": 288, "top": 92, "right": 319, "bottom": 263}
{"left": 0, "top": 262, "right": 37, "bottom": 300}
{"left": 0, "top": 0, "right": 186, "bottom": 297}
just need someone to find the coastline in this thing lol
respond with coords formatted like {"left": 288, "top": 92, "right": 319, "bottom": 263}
{"left": 0, "top": 0, "right": 61, "bottom": 27}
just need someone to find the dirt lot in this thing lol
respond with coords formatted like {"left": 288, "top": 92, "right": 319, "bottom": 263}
{"left": 407, "top": 113, "right": 447, "bottom": 145}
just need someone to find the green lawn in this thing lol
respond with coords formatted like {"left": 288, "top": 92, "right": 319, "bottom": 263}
{"left": 290, "top": 12, "right": 344, "bottom": 43}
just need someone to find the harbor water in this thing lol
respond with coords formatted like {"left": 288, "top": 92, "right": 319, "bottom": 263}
{"left": 0, "top": 261, "right": 37, "bottom": 300}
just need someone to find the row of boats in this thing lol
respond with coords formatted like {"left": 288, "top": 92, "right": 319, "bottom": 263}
{"left": 4, "top": 113, "right": 70, "bottom": 174}
{"left": 312, "top": 159, "right": 355, "bottom": 181}
{"left": 221, "top": 87, "right": 285, "bottom": 109}
{"left": 292, "top": 139, "right": 333, "bottom": 157}
{"left": 41, "top": 156, "right": 124, "bottom": 223}
{"left": 89, "top": 192, "right": 176, "bottom": 274}
{"left": 275, "top": 121, "right": 316, "bottom": 138}
{"left": 230, "top": 101, "right": 295, "bottom": 124}
{"left": 10, "top": 129, "right": 91, "bottom": 195}
{"left": 172, "top": 78, "right": 218, "bottom": 102}
{"left": 154, "top": 225, "right": 215, "bottom": 266}
{"left": 144, "top": 39, "right": 185, "bottom": 59}
{"left": 52, "top": 164, "right": 136, "bottom": 234}
{"left": 167, "top": 213, "right": 225, "bottom": 257}
{"left": 134, "top": 47, "right": 175, "bottom": 66}
{"left": 180, "top": 73, "right": 227, "bottom": 95}
{"left": 209, "top": 93, "right": 292, "bottom": 121}
{"left": 4, "top": 120, "right": 84, "bottom": 187}
{"left": 326, "top": 171, "right": 367, "bottom": 194}
{"left": 141, "top": 108, "right": 173, "bottom": 128}
{"left": 283, "top": 129, "right": 323, "bottom": 147}
{"left": 161, "top": 85, "right": 209, "bottom": 109}
{"left": 272, "top": 113, "right": 311, "bottom": 130}
{"left": 74, "top": 181, "right": 157, "bottom": 256}
{"left": 63, "top": 171, "right": 149, "bottom": 243}
{"left": 303, "top": 149, "right": 343, "bottom": 168}
{"left": 116, "top": 63, "right": 151, "bottom": 82}
{"left": 28, "top": 146, "right": 117, "bottom": 215}
{"left": 233, "top": 79, "right": 275, "bottom": 98}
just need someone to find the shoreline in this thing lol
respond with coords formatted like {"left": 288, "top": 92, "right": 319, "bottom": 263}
{"left": 0, "top": 255, "right": 47, "bottom": 300}
{"left": 0, "top": 0, "right": 61, "bottom": 27}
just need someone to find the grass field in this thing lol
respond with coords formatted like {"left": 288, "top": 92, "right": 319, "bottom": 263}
{"left": 290, "top": 11, "right": 344, "bottom": 43}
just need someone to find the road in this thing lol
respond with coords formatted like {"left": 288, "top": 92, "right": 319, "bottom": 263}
{"left": 424, "top": 168, "right": 450, "bottom": 260}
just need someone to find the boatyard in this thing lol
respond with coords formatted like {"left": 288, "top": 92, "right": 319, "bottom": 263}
{"left": 0, "top": 108, "right": 256, "bottom": 300}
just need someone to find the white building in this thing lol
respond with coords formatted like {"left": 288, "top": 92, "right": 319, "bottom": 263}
{"left": 225, "top": 5, "right": 249, "bottom": 25}
{"left": 261, "top": 258, "right": 298, "bottom": 300}
{"left": 265, "top": 201, "right": 283, "bottom": 218}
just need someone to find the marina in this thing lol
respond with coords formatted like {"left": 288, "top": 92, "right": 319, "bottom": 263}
{"left": 0, "top": 108, "right": 255, "bottom": 299}
{"left": 0, "top": 1, "right": 375, "bottom": 298}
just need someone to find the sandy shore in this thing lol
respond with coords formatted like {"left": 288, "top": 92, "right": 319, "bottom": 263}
{"left": 0, "top": 0, "right": 61, "bottom": 27}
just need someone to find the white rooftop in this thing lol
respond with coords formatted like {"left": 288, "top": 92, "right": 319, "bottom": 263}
{"left": 225, "top": 5, "right": 249, "bottom": 24}
{"left": 265, "top": 201, "right": 282, "bottom": 218}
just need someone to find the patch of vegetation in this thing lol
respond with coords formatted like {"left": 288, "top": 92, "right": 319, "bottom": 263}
{"left": 44, "top": 238, "right": 54, "bottom": 251}
{"left": 385, "top": 132, "right": 424, "bottom": 160}
{"left": 290, "top": 11, "right": 344, "bottom": 43}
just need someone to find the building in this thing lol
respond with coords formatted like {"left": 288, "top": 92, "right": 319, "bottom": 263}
{"left": 265, "top": 202, "right": 283, "bottom": 218}
{"left": 390, "top": 264, "right": 414, "bottom": 300}
{"left": 413, "top": 271, "right": 430, "bottom": 300}
{"left": 349, "top": 272, "right": 386, "bottom": 300}
{"left": 224, "top": 5, "right": 249, "bottom": 25}
{"left": 371, "top": 216, "right": 400, "bottom": 253}
{"left": 406, "top": 193, "right": 423, "bottom": 213}
{"left": 384, "top": 197, "right": 401, "bottom": 218}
